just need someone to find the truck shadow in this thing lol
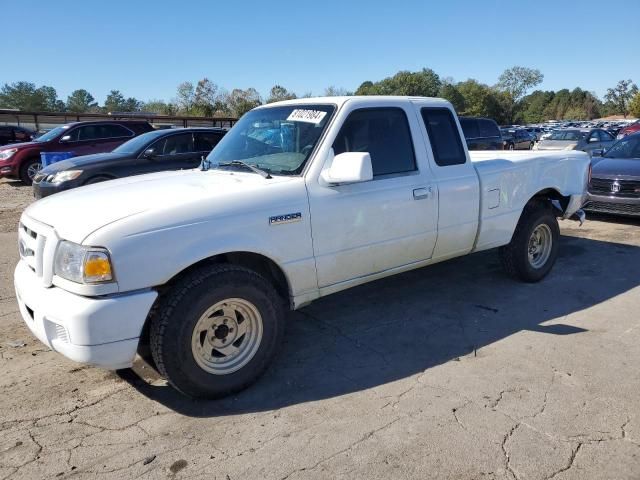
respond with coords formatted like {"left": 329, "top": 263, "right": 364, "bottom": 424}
{"left": 119, "top": 232, "right": 640, "bottom": 416}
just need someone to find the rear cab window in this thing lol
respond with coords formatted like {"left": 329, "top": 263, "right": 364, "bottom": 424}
{"left": 420, "top": 108, "right": 467, "bottom": 166}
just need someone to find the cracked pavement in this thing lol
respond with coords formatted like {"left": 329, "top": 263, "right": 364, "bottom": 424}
{"left": 1, "top": 179, "right": 640, "bottom": 479}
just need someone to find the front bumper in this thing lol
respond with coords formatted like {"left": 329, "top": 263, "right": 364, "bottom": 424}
{"left": 32, "top": 180, "right": 75, "bottom": 199}
{"left": 0, "top": 161, "right": 17, "bottom": 177}
{"left": 14, "top": 260, "right": 157, "bottom": 369}
{"left": 584, "top": 193, "right": 640, "bottom": 217}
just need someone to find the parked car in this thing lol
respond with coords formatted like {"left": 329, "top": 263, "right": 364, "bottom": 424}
{"left": 500, "top": 128, "right": 534, "bottom": 150}
{"left": 0, "top": 120, "right": 153, "bottom": 185}
{"left": 0, "top": 125, "right": 34, "bottom": 146}
{"left": 15, "top": 96, "right": 589, "bottom": 398}
{"left": 525, "top": 127, "right": 543, "bottom": 141}
{"left": 33, "top": 127, "right": 227, "bottom": 198}
{"left": 617, "top": 120, "right": 640, "bottom": 139}
{"left": 459, "top": 117, "right": 503, "bottom": 150}
{"left": 535, "top": 128, "right": 615, "bottom": 154}
{"left": 584, "top": 133, "right": 640, "bottom": 217}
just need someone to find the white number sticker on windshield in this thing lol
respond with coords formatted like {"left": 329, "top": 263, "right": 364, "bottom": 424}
{"left": 286, "top": 109, "right": 327, "bottom": 124}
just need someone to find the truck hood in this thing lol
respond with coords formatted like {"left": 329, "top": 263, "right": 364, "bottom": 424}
{"left": 24, "top": 169, "right": 293, "bottom": 243}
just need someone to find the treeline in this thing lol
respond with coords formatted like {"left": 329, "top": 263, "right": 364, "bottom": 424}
{"left": 1, "top": 67, "right": 638, "bottom": 122}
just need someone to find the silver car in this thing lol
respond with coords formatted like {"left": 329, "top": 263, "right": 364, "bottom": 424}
{"left": 535, "top": 128, "right": 615, "bottom": 154}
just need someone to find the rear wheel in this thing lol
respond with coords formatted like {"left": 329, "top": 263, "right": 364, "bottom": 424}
{"left": 500, "top": 201, "right": 559, "bottom": 282}
{"left": 508, "top": 143, "right": 515, "bottom": 151}
{"left": 19, "top": 158, "right": 42, "bottom": 185}
{"left": 149, "top": 264, "right": 285, "bottom": 399}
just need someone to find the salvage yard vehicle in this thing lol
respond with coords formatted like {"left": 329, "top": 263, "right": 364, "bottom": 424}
{"left": 15, "top": 96, "right": 590, "bottom": 399}
{"left": 535, "top": 128, "right": 615, "bottom": 154}
{"left": 584, "top": 132, "right": 640, "bottom": 217}
{"left": 459, "top": 116, "right": 503, "bottom": 150}
{"left": 32, "top": 127, "right": 227, "bottom": 198}
{"left": 0, "top": 120, "right": 154, "bottom": 185}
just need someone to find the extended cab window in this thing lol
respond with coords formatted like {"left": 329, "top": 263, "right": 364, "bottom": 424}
{"left": 152, "top": 133, "right": 194, "bottom": 155}
{"left": 421, "top": 108, "right": 466, "bottom": 166}
{"left": 195, "top": 132, "right": 223, "bottom": 152}
{"left": 333, "top": 108, "right": 416, "bottom": 176}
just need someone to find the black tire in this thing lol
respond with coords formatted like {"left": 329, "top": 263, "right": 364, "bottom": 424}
{"left": 500, "top": 201, "right": 559, "bottom": 282}
{"left": 19, "top": 157, "right": 41, "bottom": 185}
{"left": 84, "top": 175, "right": 113, "bottom": 185}
{"left": 529, "top": 142, "right": 535, "bottom": 150}
{"left": 508, "top": 143, "right": 515, "bottom": 151}
{"left": 149, "top": 264, "right": 285, "bottom": 399}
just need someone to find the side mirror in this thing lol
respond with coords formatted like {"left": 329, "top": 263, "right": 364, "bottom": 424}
{"left": 322, "top": 152, "right": 373, "bottom": 185}
{"left": 59, "top": 135, "right": 71, "bottom": 142}
{"left": 591, "top": 149, "right": 604, "bottom": 157}
{"left": 143, "top": 148, "right": 156, "bottom": 158}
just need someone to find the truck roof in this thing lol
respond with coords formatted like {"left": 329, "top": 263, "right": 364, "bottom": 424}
{"left": 261, "top": 95, "right": 453, "bottom": 109}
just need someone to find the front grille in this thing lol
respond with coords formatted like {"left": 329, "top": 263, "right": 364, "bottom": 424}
{"left": 589, "top": 178, "right": 640, "bottom": 198}
{"left": 584, "top": 201, "right": 640, "bottom": 216}
{"left": 18, "top": 217, "right": 57, "bottom": 286}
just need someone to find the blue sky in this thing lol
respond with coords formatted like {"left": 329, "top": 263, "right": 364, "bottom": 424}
{"left": 3, "top": 0, "right": 639, "bottom": 104}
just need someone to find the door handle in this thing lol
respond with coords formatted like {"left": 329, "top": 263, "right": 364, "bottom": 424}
{"left": 413, "top": 186, "right": 432, "bottom": 200}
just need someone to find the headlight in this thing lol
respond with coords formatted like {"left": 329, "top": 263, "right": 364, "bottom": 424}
{"left": 0, "top": 148, "right": 18, "bottom": 161}
{"left": 564, "top": 143, "right": 578, "bottom": 150}
{"left": 47, "top": 170, "right": 83, "bottom": 184}
{"left": 54, "top": 241, "right": 113, "bottom": 284}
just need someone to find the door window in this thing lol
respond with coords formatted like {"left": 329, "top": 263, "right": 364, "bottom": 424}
{"left": 195, "top": 132, "right": 224, "bottom": 152}
{"left": 598, "top": 130, "right": 613, "bottom": 142}
{"left": 459, "top": 118, "right": 479, "bottom": 139}
{"left": 333, "top": 108, "right": 416, "bottom": 176}
{"left": 478, "top": 119, "right": 500, "bottom": 138}
{"left": 151, "top": 133, "right": 195, "bottom": 155}
{"left": 100, "top": 124, "right": 134, "bottom": 139}
{"left": 420, "top": 108, "right": 466, "bottom": 166}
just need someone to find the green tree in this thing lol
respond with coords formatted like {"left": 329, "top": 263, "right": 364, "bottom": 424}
{"left": 456, "top": 79, "right": 505, "bottom": 122}
{"left": 266, "top": 85, "right": 297, "bottom": 103}
{"left": 193, "top": 78, "right": 220, "bottom": 116}
{"left": 496, "top": 66, "right": 544, "bottom": 123}
{"left": 438, "top": 82, "right": 465, "bottom": 112}
{"left": 629, "top": 92, "right": 640, "bottom": 118}
{"left": 66, "top": 89, "right": 98, "bottom": 113}
{"left": 355, "top": 68, "right": 441, "bottom": 97}
{"left": 175, "top": 82, "right": 196, "bottom": 114}
{"left": 103, "top": 90, "right": 140, "bottom": 112}
{"left": 223, "top": 88, "right": 262, "bottom": 117}
{"left": 0, "top": 81, "right": 64, "bottom": 111}
{"left": 324, "top": 86, "right": 350, "bottom": 96}
{"left": 143, "top": 99, "right": 174, "bottom": 115}
{"left": 605, "top": 79, "right": 638, "bottom": 118}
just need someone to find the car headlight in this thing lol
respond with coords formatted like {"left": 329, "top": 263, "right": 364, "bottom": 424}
{"left": 564, "top": 143, "right": 578, "bottom": 150}
{"left": 54, "top": 241, "right": 114, "bottom": 284}
{"left": 0, "top": 148, "right": 18, "bottom": 161}
{"left": 47, "top": 170, "right": 83, "bottom": 184}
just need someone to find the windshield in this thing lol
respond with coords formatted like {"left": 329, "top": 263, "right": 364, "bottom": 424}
{"left": 604, "top": 135, "right": 640, "bottom": 159}
{"left": 33, "top": 126, "right": 68, "bottom": 142}
{"left": 548, "top": 130, "right": 584, "bottom": 141}
{"left": 113, "top": 130, "right": 163, "bottom": 154}
{"left": 206, "top": 104, "right": 335, "bottom": 175}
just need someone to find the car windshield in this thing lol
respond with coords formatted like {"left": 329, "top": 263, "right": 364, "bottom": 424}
{"left": 604, "top": 135, "right": 640, "bottom": 159}
{"left": 206, "top": 104, "right": 335, "bottom": 175}
{"left": 548, "top": 130, "right": 584, "bottom": 141}
{"left": 33, "top": 126, "right": 68, "bottom": 142}
{"left": 113, "top": 130, "right": 164, "bottom": 154}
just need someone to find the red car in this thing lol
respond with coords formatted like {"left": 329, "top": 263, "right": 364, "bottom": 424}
{"left": 0, "top": 120, "right": 153, "bottom": 184}
{"left": 617, "top": 120, "right": 640, "bottom": 140}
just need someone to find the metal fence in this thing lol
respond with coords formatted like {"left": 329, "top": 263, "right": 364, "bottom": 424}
{"left": 0, "top": 109, "right": 238, "bottom": 132}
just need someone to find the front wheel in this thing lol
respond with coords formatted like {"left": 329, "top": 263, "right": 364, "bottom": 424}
{"left": 149, "top": 264, "right": 285, "bottom": 398}
{"left": 500, "top": 202, "right": 559, "bottom": 282}
{"left": 19, "top": 157, "right": 42, "bottom": 185}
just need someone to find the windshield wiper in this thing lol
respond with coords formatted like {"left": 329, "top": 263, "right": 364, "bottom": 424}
{"left": 217, "top": 160, "right": 272, "bottom": 179}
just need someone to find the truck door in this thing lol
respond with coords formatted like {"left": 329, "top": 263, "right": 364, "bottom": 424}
{"left": 413, "top": 103, "right": 480, "bottom": 261}
{"left": 307, "top": 103, "right": 438, "bottom": 288}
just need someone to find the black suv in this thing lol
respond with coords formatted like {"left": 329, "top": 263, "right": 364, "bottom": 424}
{"left": 33, "top": 127, "right": 227, "bottom": 198}
{"left": 500, "top": 129, "right": 535, "bottom": 150}
{"left": 0, "top": 125, "right": 34, "bottom": 146}
{"left": 459, "top": 117, "right": 503, "bottom": 150}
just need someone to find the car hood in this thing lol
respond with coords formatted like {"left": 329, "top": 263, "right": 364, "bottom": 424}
{"left": 0, "top": 141, "right": 41, "bottom": 151}
{"left": 536, "top": 140, "right": 577, "bottom": 150}
{"left": 40, "top": 152, "right": 131, "bottom": 174}
{"left": 24, "top": 169, "right": 297, "bottom": 244}
{"left": 591, "top": 157, "right": 640, "bottom": 179}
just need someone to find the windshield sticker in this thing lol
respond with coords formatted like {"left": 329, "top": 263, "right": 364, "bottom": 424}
{"left": 286, "top": 109, "right": 327, "bottom": 124}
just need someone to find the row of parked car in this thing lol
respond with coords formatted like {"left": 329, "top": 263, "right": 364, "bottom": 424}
{"left": 0, "top": 120, "right": 227, "bottom": 191}
{"left": 0, "top": 113, "right": 638, "bottom": 217}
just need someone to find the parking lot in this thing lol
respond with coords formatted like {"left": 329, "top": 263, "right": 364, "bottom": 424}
{"left": 1, "top": 178, "right": 639, "bottom": 479}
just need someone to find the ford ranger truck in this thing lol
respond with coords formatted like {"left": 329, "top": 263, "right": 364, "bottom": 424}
{"left": 15, "top": 97, "right": 589, "bottom": 398}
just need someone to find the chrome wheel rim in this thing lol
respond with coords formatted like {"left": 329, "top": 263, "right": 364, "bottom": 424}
{"left": 27, "top": 162, "right": 42, "bottom": 180}
{"left": 528, "top": 224, "right": 552, "bottom": 269}
{"left": 191, "top": 298, "right": 263, "bottom": 375}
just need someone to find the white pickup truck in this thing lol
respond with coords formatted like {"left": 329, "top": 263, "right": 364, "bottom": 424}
{"left": 15, "top": 96, "right": 589, "bottom": 398}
